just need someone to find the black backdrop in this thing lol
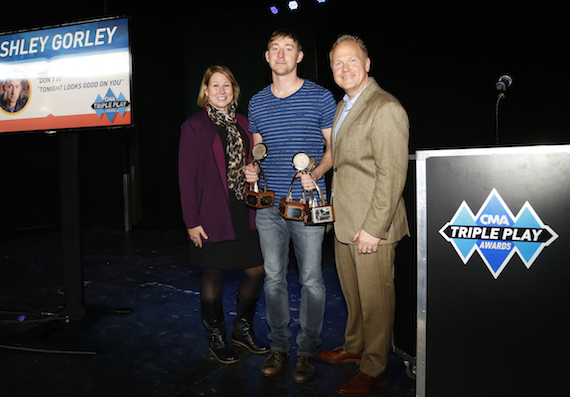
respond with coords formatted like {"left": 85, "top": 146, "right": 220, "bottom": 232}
{"left": 1, "top": 1, "right": 568, "bottom": 233}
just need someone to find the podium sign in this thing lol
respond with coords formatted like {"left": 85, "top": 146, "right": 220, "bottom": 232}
{"left": 415, "top": 145, "right": 569, "bottom": 397}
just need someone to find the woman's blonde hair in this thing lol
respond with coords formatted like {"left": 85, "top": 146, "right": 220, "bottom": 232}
{"left": 197, "top": 65, "right": 240, "bottom": 108}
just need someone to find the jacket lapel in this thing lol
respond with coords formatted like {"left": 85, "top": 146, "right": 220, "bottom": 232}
{"left": 333, "top": 78, "right": 379, "bottom": 159}
{"left": 331, "top": 102, "right": 344, "bottom": 161}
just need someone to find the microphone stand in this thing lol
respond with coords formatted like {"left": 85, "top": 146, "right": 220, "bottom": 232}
{"left": 495, "top": 92, "right": 505, "bottom": 146}
{"left": 494, "top": 74, "right": 512, "bottom": 146}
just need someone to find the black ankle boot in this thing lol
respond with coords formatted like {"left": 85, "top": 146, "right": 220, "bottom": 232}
{"left": 231, "top": 294, "right": 269, "bottom": 354}
{"left": 201, "top": 298, "right": 239, "bottom": 364}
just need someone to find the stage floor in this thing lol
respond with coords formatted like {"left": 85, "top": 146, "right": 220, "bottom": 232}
{"left": 0, "top": 228, "right": 415, "bottom": 397}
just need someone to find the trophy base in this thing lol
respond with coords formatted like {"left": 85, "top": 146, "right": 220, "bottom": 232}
{"left": 278, "top": 197, "right": 305, "bottom": 220}
{"left": 245, "top": 190, "right": 275, "bottom": 209}
{"left": 304, "top": 204, "right": 335, "bottom": 225}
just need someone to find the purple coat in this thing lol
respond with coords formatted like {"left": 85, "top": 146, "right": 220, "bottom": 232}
{"left": 178, "top": 110, "right": 256, "bottom": 243}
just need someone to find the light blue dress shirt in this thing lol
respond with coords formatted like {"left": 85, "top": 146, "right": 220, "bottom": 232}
{"left": 333, "top": 78, "right": 371, "bottom": 141}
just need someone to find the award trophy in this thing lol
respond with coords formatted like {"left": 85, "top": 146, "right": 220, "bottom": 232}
{"left": 277, "top": 152, "right": 311, "bottom": 220}
{"left": 302, "top": 163, "right": 335, "bottom": 226}
{"left": 278, "top": 152, "right": 335, "bottom": 224}
{"left": 245, "top": 143, "right": 274, "bottom": 208}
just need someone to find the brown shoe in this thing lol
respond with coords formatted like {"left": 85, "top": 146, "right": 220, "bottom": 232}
{"left": 261, "top": 350, "right": 290, "bottom": 377}
{"left": 336, "top": 370, "right": 389, "bottom": 396}
{"left": 293, "top": 355, "right": 316, "bottom": 383}
{"left": 317, "top": 346, "right": 362, "bottom": 365}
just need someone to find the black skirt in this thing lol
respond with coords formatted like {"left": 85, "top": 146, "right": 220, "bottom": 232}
{"left": 188, "top": 125, "right": 263, "bottom": 270}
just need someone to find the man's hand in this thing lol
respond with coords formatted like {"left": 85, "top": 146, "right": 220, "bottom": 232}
{"left": 296, "top": 172, "right": 317, "bottom": 191}
{"left": 352, "top": 228, "right": 381, "bottom": 255}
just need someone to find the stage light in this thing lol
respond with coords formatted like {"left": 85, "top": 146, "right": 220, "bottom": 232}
{"left": 316, "top": 0, "right": 327, "bottom": 3}
{"left": 288, "top": 1, "right": 299, "bottom": 11}
{"left": 269, "top": 5, "right": 280, "bottom": 15}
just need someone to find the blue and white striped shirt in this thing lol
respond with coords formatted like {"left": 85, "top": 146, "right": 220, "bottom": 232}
{"left": 248, "top": 80, "right": 336, "bottom": 205}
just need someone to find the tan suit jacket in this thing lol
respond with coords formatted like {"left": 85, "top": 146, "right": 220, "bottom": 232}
{"left": 331, "top": 78, "right": 410, "bottom": 245}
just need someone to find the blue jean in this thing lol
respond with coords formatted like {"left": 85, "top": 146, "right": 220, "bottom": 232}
{"left": 256, "top": 207, "right": 326, "bottom": 357}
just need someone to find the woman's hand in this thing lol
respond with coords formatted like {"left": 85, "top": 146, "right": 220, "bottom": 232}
{"left": 245, "top": 162, "right": 260, "bottom": 184}
{"left": 188, "top": 225, "right": 208, "bottom": 248}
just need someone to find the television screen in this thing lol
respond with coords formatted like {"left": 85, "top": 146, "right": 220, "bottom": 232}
{"left": 0, "top": 16, "right": 132, "bottom": 134}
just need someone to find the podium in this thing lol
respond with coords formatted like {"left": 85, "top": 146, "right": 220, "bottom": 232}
{"left": 415, "top": 145, "right": 569, "bottom": 397}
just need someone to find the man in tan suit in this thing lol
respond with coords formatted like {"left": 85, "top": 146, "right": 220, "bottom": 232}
{"left": 317, "top": 35, "right": 410, "bottom": 396}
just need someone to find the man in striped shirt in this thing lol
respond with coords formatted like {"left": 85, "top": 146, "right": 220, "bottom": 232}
{"left": 247, "top": 28, "right": 336, "bottom": 383}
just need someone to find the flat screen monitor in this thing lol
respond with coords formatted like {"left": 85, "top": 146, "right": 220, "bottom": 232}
{"left": 0, "top": 16, "right": 132, "bottom": 134}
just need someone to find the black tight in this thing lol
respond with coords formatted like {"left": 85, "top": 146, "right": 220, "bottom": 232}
{"left": 201, "top": 265, "right": 265, "bottom": 301}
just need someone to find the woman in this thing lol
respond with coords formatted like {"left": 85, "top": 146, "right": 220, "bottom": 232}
{"left": 178, "top": 65, "right": 268, "bottom": 364}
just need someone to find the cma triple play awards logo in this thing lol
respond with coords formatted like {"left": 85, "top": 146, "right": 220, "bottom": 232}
{"left": 91, "top": 88, "right": 130, "bottom": 122}
{"left": 439, "top": 189, "right": 558, "bottom": 279}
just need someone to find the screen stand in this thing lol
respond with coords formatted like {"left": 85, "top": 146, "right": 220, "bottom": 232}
{"left": 60, "top": 131, "right": 87, "bottom": 321}
{"left": 0, "top": 131, "right": 130, "bottom": 357}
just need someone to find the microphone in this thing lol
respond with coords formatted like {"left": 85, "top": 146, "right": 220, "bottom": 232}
{"left": 495, "top": 74, "right": 513, "bottom": 92}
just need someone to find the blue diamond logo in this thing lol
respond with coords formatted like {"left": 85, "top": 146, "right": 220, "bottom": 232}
{"left": 91, "top": 89, "right": 130, "bottom": 122}
{"left": 439, "top": 189, "right": 558, "bottom": 278}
